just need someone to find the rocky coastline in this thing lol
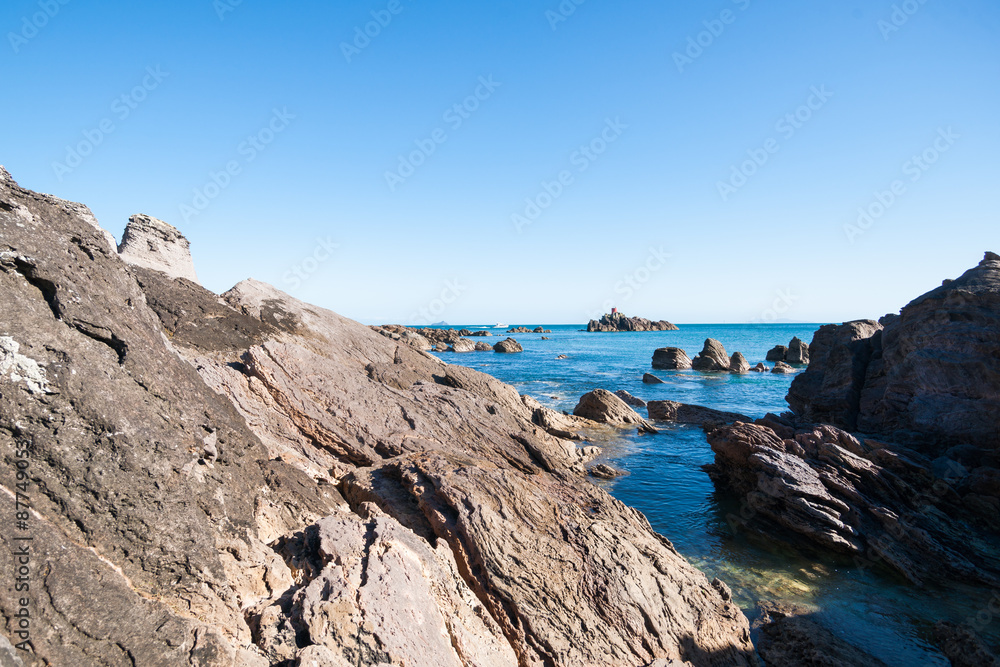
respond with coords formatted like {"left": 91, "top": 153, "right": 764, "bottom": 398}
{"left": 0, "top": 168, "right": 758, "bottom": 666}
{"left": 587, "top": 312, "right": 679, "bottom": 332}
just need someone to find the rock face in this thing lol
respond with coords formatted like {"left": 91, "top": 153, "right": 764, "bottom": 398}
{"left": 729, "top": 352, "right": 750, "bottom": 374}
{"left": 706, "top": 418, "right": 1000, "bottom": 587}
{"left": 789, "top": 253, "right": 1000, "bottom": 451}
{"left": 643, "top": 372, "right": 665, "bottom": 384}
{"left": 117, "top": 213, "right": 200, "bottom": 283}
{"left": 765, "top": 345, "right": 787, "bottom": 362}
{"left": 493, "top": 337, "right": 523, "bottom": 353}
{"left": 771, "top": 361, "right": 794, "bottom": 374}
{"left": 652, "top": 347, "right": 692, "bottom": 370}
{"left": 647, "top": 401, "right": 751, "bottom": 428}
{"left": 474, "top": 341, "right": 492, "bottom": 351}
{"left": 587, "top": 312, "right": 679, "bottom": 332}
{"left": 450, "top": 337, "right": 475, "bottom": 352}
{"left": 0, "top": 169, "right": 757, "bottom": 666}
{"left": 691, "top": 338, "right": 731, "bottom": 371}
{"left": 753, "top": 604, "right": 889, "bottom": 667}
{"left": 785, "top": 337, "right": 809, "bottom": 364}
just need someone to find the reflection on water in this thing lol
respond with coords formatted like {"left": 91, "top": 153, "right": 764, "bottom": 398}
{"left": 433, "top": 324, "right": 999, "bottom": 665}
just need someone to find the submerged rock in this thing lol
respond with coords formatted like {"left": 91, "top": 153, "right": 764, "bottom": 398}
{"left": 652, "top": 347, "right": 692, "bottom": 370}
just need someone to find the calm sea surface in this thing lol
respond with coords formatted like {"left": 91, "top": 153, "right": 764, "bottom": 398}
{"left": 429, "top": 323, "right": 998, "bottom": 666}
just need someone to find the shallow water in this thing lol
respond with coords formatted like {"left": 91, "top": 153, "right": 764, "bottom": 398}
{"left": 432, "top": 323, "right": 1000, "bottom": 665}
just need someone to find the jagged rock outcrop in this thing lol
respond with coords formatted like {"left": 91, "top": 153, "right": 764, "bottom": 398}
{"left": 450, "top": 338, "right": 475, "bottom": 352}
{"left": 705, "top": 418, "right": 1000, "bottom": 587}
{"left": 691, "top": 339, "right": 731, "bottom": 371}
{"left": 117, "top": 213, "right": 200, "bottom": 283}
{"left": 788, "top": 253, "right": 1000, "bottom": 451}
{"left": 647, "top": 401, "right": 751, "bottom": 428}
{"left": 765, "top": 346, "right": 787, "bottom": 362}
{"left": 493, "top": 337, "right": 523, "bottom": 353}
{"left": 652, "top": 347, "right": 692, "bottom": 370}
{"left": 766, "top": 338, "right": 810, "bottom": 365}
{"left": 587, "top": 312, "right": 678, "bottom": 332}
{"left": 1, "top": 169, "right": 759, "bottom": 666}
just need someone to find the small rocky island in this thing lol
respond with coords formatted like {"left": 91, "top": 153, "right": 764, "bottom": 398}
{"left": 587, "top": 310, "right": 679, "bottom": 332}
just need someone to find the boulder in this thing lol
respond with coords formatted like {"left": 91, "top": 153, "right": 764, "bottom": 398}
{"left": 756, "top": 608, "right": 890, "bottom": 667}
{"left": 652, "top": 347, "right": 692, "bottom": 370}
{"left": 786, "top": 336, "right": 810, "bottom": 364}
{"left": 647, "top": 401, "right": 751, "bottom": 427}
{"left": 750, "top": 362, "right": 768, "bottom": 372}
{"left": 643, "top": 373, "right": 665, "bottom": 384}
{"left": 573, "top": 389, "right": 649, "bottom": 427}
{"left": 450, "top": 338, "right": 475, "bottom": 353}
{"left": 474, "top": 341, "right": 492, "bottom": 351}
{"left": 614, "top": 390, "right": 646, "bottom": 408}
{"left": 765, "top": 345, "right": 788, "bottom": 362}
{"left": 729, "top": 352, "right": 750, "bottom": 374}
{"left": 691, "top": 338, "right": 730, "bottom": 371}
{"left": 493, "top": 337, "right": 523, "bottom": 353}
{"left": 117, "top": 213, "right": 200, "bottom": 283}
{"left": 771, "top": 361, "right": 795, "bottom": 374}
{"left": 588, "top": 463, "right": 627, "bottom": 479}
{"left": 556, "top": 354, "right": 568, "bottom": 359}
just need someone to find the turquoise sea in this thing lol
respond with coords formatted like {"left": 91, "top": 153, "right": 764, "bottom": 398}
{"left": 429, "top": 323, "right": 999, "bottom": 666}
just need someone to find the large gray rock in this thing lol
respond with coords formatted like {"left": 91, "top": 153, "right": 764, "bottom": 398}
{"left": 729, "top": 352, "right": 750, "bottom": 374}
{"left": 786, "top": 336, "right": 809, "bottom": 364}
{"left": 691, "top": 338, "right": 730, "bottom": 371}
{"left": 573, "top": 389, "right": 648, "bottom": 427}
{"left": 652, "top": 347, "right": 692, "bottom": 370}
{"left": 117, "top": 213, "right": 200, "bottom": 283}
{"left": 450, "top": 337, "right": 475, "bottom": 352}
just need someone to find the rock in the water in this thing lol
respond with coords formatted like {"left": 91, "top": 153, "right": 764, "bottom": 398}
{"left": 692, "top": 338, "right": 730, "bottom": 371}
{"left": 706, "top": 420, "right": 1000, "bottom": 587}
{"left": 450, "top": 338, "right": 475, "bottom": 352}
{"left": 786, "top": 336, "right": 809, "bottom": 364}
{"left": 117, "top": 213, "right": 200, "bottom": 283}
{"left": 556, "top": 354, "right": 568, "bottom": 359}
{"left": 589, "top": 463, "right": 627, "bottom": 479}
{"left": 587, "top": 312, "right": 679, "bottom": 332}
{"left": 771, "top": 361, "right": 795, "bottom": 374}
{"left": 755, "top": 604, "right": 890, "bottom": 667}
{"left": 652, "top": 347, "right": 692, "bottom": 370}
{"left": 790, "top": 253, "right": 1000, "bottom": 451}
{"left": 750, "top": 362, "right": 768, "bottom": 372}
{"left": 615, "top": 390, "right": 647, "bottom": 408}
{"left": 729, "top": 352, "right": 750, "bottom": 374}
{"left": 765, "top": 345, "right": 788, "bottom": 362}
{"left": 647, "top": 400, "right": 751, "bottom": 427}
{"left": 573, "top": 389, "right": 650, "bottom": 427}
{"left": 643, "top": 373, "right": 665, "bottom": 384}
{"left": 474, "top": 341, "right": 492, "bottom": 351}
{"left": 493, "top": 337, "right": 523, "bottom": 353}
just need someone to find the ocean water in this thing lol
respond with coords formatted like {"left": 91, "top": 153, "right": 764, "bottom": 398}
{"left": 430, "top": 323, "right": 1000, "bottom": 666}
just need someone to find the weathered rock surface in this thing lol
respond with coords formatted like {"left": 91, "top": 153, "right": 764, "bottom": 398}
{"left": 754, "top": 604, "right": 889, "bottom": 667}
{"left": 474, "top": 341, "right": 492, "bottom": 351}
{"left": 771, "top": 361, "right": 794, "bottom": 374}
{"left": 789, "top": 253, "right": 1000, "bottom": 451}
{"left": 647, "top": 401, "right": 751, "bottom": 428}
{"left": 588, "top": 312, "right": 679, "bottom": 332}
{"left": 643, "top": 373, "right": 665, "bottom": 384}
{"left": 493, "top": 337, "right": 523, "bottom": 353}
{"left": 117, "top": 213, "right": 200, "bottom": 283}
{"left": 574, "top": 389, "right": 650, "bottom": 428}
{"left": 589, "top": 463, "right": 627, "bottom": 479}
{"left": 765, "top": 346, "right": 787, "bottom": 362}
{"left": 450, "top": 337, "right": 475, "bottom": 352}
{"left": 1, "top": 169, "right": 759, "bottom": 666}
{"left": 706, "top": 419, "right": 1000, "bottom": 587}
{"left": 750, "top": 363, "right": 768, "bottom": 373}
{"left": 652, "top": 347, "right": 692, "bottom": 370}
{"left": 615, "top": 390, "right": 647, "bottom": 408}
{"left": 691, "top": 339, "right": 731, "bottom": 371}
{"left": 932, "top": 621, "right": 1000, "bottom": 667}
{"left": 729, "top": 352, "right": 750, "bottom": 374}
{"left": 785, "top": 337, "right": 809, "bottom": 364}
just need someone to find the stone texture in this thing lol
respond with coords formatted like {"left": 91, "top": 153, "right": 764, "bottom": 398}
{"left": 765, "top": 346, "right": 787, "bottom": 362}
{"left": 615, "top": 390, "right": 647, "bottom": 408}
{"left": 652, "top": 347, "right": 692, "bottom": 370}
{"left": 643, "top": 373, "right": 666, "bottom": 384}
{"left": 785, "top": 337, "right": 809, "bottom": 364}
{"left": 647, "top": 401, "right": 751, "bottom": 427}
{"left": 117, "top": 213, "right": 200, "bottom": 283}
{"left": 750, "top": 363, "right": 768, "bottom": 373}
{"left": 450, "top": 337, "right": 475, "bottom": 352}
{"left": 771, "top": 361, "right": 794, "bottom": 374}
{"left": 493, "top": 337, "right": 523, "bottom": 353}
{"left": 474, "top": 341, "right": 492, "bottom": 351}
{"left": 755, "top": 606, "right": 889, "bottom": 667}
{"left": 932, "top": 621, "right": 1000, "bottom": 667}
{"left": 588, "top": 312, "right": 679, "bottom": 332}
{"left": 691, "top": 339, "right": 730, "bottom": 371}
{"left": 574, "top": 389, "right": 649, "bottom": 427}
{"left": 706, "top": 420, "right": 1000, "bottom": 587}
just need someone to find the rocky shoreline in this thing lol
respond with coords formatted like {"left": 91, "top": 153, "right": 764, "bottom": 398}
{"left": 0, "top": 168, "right": 757, "bottom": 666}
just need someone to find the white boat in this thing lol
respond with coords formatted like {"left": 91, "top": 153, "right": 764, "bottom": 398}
{"left": 493, "top": 323, "right": 507, "bottom": 328}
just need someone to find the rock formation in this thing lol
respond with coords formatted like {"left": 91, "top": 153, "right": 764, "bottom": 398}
{"left": 643, "top": 372, "right": 665, "bottom": 384}
{"left": 573, "top": 389, "right": 655, "bottom": 431}
{"left": 117, "top": 213, "right": 200, "bottom": 283}
{"left": 765, "top": 345, "right": 787, "bottom": 362}
{"left": 729, "top": 352, "right": 750, "bottom": 374}
{"left": 647, "top": 401, "right": 751, "bottom": 428}
{"left": 766, "top": 337, "right": 810, "bottom": 365}
{"left": 705, "top": 417, "right": 1000, "bottom": 587}
{"left": 587, "top": 312, "right": 679, "bottom": 332}
{"left": 493, "top": 337, "right": 523, "bottom": 353}
{"left": 474, "top": 341, "right": 492, "bottom": 351}
{"left": 652, "top": 347, "right": 692, "bottom": 370}
{"left": 788, "top": 252, "right": 1000, "bottom": 451}
{"left": 615, "top": 389, "right": 647, "bottom": 408}
{"left": 752, "top": 603, "right": 889, "bottom": 667}
{"left": 771, "top": 361, "right": 794, "bottom": 374}
{"left": 692, "top": 338, "right": 731, "bottom": 371}
{"left": 0, "top": 168, "right": 757, "bottom": 666}
{"left": 450, "top": 337, "right": 475, "bottom": 352}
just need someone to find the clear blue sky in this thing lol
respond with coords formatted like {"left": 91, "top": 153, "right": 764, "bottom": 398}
{"left": 3, "top": 0, "right": 998, "bottom": 324}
